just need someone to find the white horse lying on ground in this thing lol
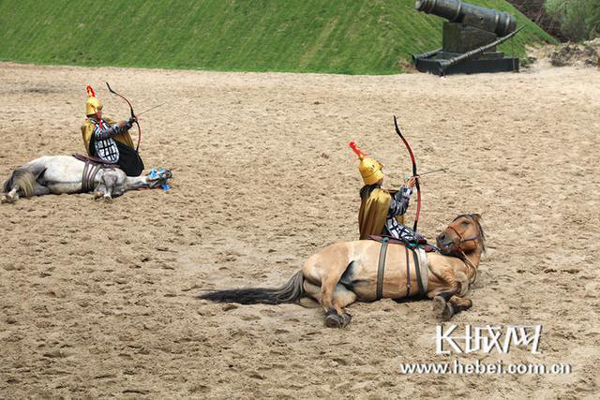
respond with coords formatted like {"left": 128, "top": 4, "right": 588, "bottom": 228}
{"left": 1, "top": 155, "right": 171, "bottom": 203}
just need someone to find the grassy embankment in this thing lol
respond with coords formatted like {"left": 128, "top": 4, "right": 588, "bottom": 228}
{"left": 0, "top": 0, "right": 555, "bottom": 74}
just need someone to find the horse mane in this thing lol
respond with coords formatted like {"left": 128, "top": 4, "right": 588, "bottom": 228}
{"left": 452, "top": 213, "right": 486, "bottom": 253}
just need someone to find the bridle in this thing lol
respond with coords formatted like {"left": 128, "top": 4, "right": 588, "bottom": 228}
{"left": 445, "top": 223, "right": 482, "bottom": 283}
{"left": 447, "top": 225, "right": 481, "bottom": 248}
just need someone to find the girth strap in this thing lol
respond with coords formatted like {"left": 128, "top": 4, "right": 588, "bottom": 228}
{"left": 376, "top": 237, "right": 390, "bottom": 300}
{"left": 405, "top": 245, "right": 426, "bottom": 297}
{"left": 413, "top": 247, "right": 426, "bottom": 296}
{"left": 81, "top": 160, "right": 101, "bottom": 193}
{"left": 405, "top": 246, "right": 411, "bottom": 295}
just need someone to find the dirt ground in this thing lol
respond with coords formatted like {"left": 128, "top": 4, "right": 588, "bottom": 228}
{"left": 0, "top": 60, "right": 599, "bottom": 399}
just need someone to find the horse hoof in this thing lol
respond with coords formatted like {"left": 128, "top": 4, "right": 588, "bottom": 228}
{"left": 463, "top": 299, "right": 473, "bottom": 310}
{"left": 103, "top": 196, "right": 113, "bottom": 203}
{"left": 433, "top": 296, "right": 446, "bottom": 315}
{"left": 441, "top": 303, "right": 455, "bottom": 321}
{"left": 341, "top": 313, "right": 352, "bottom": 328}
{"left": 433, "top": 296, "right": 455, "bottom": 321}
{"left": 325, "top": 313, "right": 342, "bottom": 329}
{"left": 1, "top": 193, "right": 15, "bottom": 204}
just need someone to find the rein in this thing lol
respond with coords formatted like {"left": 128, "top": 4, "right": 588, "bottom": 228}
{"left": 459, "top": 249, "right": 478, "bottom": 284}
{"left": 446, "top": 225, "right": 481, "bottom": 284}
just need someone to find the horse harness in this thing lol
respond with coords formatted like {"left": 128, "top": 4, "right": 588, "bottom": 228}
{"left": 446, "top": 225, "right": 481, "bottom": 284}
{"left": 72, "top": 154, "right": 118, "bottom": 193}
{"left": 372, "top": 236, "right": 427, "bottom": 300}
{"left": 447, "top": 225, "right": 481, "bottom": 250}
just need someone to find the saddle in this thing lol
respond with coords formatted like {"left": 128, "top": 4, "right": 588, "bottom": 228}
{"left": 72, "top": 153, "right": 119, "bottom": 168}
{"left": 369, "top": 235, "right": 437, "bottom": 253}
{"left": 72, "top": 154, "right": 118, "bottom": 193}
{"left": 369, "top": 235, "right": 433, "bottom": 300}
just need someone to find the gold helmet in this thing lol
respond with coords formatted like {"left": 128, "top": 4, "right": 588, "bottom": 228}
{"left": 85, "top": 85, "right": 102, "bottom": 116}
{"left": 349, "top": 141, "right": 384, "bottom": 185}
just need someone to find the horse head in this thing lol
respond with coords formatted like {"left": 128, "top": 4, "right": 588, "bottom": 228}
{"left": 436, "top": 214, "right": 486, "bottom": 256}
{"left": 146, "top": 168, "right": 172, "bottom": 188}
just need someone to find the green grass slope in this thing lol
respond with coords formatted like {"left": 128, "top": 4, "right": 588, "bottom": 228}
{"left": 0, "top": 0, "right": 555, "bottom": 74}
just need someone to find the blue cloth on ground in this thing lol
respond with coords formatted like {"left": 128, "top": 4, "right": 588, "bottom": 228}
{"left": 149, "top": 168, "right": 171, "bottom": 190}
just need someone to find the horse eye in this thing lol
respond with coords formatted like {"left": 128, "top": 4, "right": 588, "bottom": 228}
{"left": 462, "top": 221, "right": 470, "bottom": 225}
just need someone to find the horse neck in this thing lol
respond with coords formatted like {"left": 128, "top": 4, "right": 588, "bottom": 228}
{"left": 462, "top": 246, "right": 483, "bottom": 281}
{"left": 123, "top": 175, "right": 149, "bottom": 190}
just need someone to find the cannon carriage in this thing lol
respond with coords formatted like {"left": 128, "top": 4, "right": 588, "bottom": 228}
{"left": 413, "top": 0, "right": 523, "bottom": 75}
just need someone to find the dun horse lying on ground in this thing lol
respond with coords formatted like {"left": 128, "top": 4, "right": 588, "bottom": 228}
{"left": 199, "top": 214, "right": 485, "bottom": 327}
{"left": 1, "top": 155, "right": 171, "bottom": 203}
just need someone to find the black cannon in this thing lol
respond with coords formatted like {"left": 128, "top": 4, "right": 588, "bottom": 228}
{"left": 412, "top": 0, "right": 522, "bottom": 75}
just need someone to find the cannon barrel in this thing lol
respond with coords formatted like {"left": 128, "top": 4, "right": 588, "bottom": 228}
{"left": 415, "top": 0, "right": 516, "bottom": 37}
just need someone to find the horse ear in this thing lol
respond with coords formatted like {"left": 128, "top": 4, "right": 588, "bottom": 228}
{"left": 471, "top": 213, "right": 482, "bottom": 222}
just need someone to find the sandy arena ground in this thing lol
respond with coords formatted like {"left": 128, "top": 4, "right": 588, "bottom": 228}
{"left": 0, "top": 61, "right": 599, "bottom": 398}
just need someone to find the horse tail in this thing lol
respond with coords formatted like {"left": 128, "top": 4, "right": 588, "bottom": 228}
{"left": 2, "top": 167, "right": 36, "bottom": 197}
{"left": 197, "top": 271, "right": 305, "bottom": 305}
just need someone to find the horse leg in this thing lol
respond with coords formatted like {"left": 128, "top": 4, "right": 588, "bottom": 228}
{"left": 1, "top": 187, "right": 19, "bottom": 204}
{"left": 448, "top": 296, "right": 473, "bottom": 315}
{"left": 432, "top": 292, "right": 460, "bottom": 321}
{"left": 431, "top": 280, "right": 463, "bottom": 321}
{"left": 300, "top": 244, "right": 357, "bottom": 328}
{"left": 304, "top": 279, "right": 357, "bottom": 327}
{"left": 319, "top": 273, "right": 358, "bottom": 328}
{"left": 301, "top": 281, "right": 322, "bottom": 308}
{"left": 94, "top": 187, "right": 112, "bottom": 201}
{"left": 93, "top": 183, "right": 108, "bottom": 200}
{"left": 319, "top": 271, "right": 346, "bottom": 327}
{"left": 1, "top": 178, "right": 21, "bottom": 203}
{"left": 328, "top": 284, "right": 357, "bottom": 328}
{"left": 433, "top": 295, "right": 473, "bottom": 321}
{"left": 3, "top": 164, "right": 49, "bottom": 203}
{"left": 32, "top": 183, "right": 50, "bottom": 196}
{"left": 4, "top": 182, "right": 51, "bottom": 201}
{"left": 100, "top": 172, "right": 120, "bottom": 200}
{"left": 429, "top": 268, "right": 470, "bottom": 321}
